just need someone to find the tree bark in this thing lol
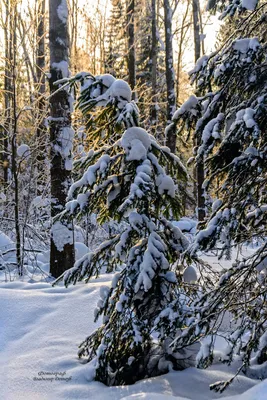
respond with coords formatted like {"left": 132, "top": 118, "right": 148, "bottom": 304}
{"left": 36, "top": 0, "right": 46, "bottom": 193}
{"left": 164, "top": 0, "right": 176, "bottom": 153}
{"left": 49, "top": 0, "right": 75, "bottom": 278}
{"left": 176, "top": 1, "right": 190, "bottom": 103}
{"left": 10, "top": 4, "right": 22, "bottom": 274}
{"left": 151, "top": 0, "right": 158, "bottom": 133}
{"left": 193, "top": 0, "right": 205, "bottom": 222}
{"left": 2, "top": 0, "right": 11, "bottom": 186}
{"left": 126, "top": 0, "right": 136, "bottom": 100}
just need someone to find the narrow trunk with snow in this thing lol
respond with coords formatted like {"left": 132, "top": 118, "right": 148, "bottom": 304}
{"left": 49, "top": 0, "right": 75, "bottom": 278}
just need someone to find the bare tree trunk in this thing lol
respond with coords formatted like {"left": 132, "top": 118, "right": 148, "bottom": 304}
{"left": 151, "top": 0, "right": 158, "bottom": 133}
{"left": 164, "top": 0, "right": 176, "bottom": 153}
{"left": 49, "top": 0, "right": 75, "bottom": 278}
{"left": 192, "top": 0, "right": 201, "bottom": 63}
{"left": 70, "top": 0, "right": 78, "bottom": 74}
{"left": 10, "top": 3, "right": 22, "bottom": 274}
{"left": 3, "top": 0, "right": 11, "bottom": 186}
{"left": 126, "top": 0, "right": 136, "bottom": 100}
{"left": 176, "top": 1, "right": 190, "bottom": 102}
{"left": 36, "top": 0, "right": 46, "bottom": 193}
{"left": 193, "top": 0, "right": 205, "bottom": 221}
{"left": 198, "top": 1, "right": 205, "bottom": 56}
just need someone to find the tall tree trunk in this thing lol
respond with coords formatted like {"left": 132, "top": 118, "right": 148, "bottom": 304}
{"left": 10, "top": 3, "right": 22, "bottom": 274}
{"left": 176, "top": 1, "right": 190, "bottom": 102}
{"left": 2, "top": 0, "right": 11, "bottom": 186}
{"left": 164, "top": 0, "right": 176, "bottom": 153}
{"left": 151, "top": 0, "right": 158, "bottom": 133}
{"left": 192, "top": 0, "right": 201, "bottom": 63}
{"left": 49, "top": 0, "right": 75, "bottom": 278}
{"left": 36, "top": 0, "right": 46, "bottom": 193}
{"left": 70, "top": 0, "right": 78, "bottom": 74}
{"left": 193, "top": 0, "right": 205, "bottom": 222}
{"left": 126, "top": 0, "right": 136, "bottom": 100}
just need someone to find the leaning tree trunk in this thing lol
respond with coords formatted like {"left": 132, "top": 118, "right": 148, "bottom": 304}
{"left": 126, "top": 0, "right": 136, "bottom": 100}
{"left": 49, "top": 0, "right": 75, "bottom": 278}
{"left": 164, "top": 0, "right": 176, "bottom": 153}
{"left": 193, "top": 0, "right": 205, "bottom": 222}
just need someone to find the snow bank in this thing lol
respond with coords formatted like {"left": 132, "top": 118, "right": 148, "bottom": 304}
{"left": 0, "top": 275, "right": 261, "bottom": 400}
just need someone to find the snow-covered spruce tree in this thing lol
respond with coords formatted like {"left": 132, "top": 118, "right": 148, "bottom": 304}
{"left": 160, "top": 0, "right": 267, "bottom": 392}
{"left": 54, "top": 73, "right": 191, "bottom": 385}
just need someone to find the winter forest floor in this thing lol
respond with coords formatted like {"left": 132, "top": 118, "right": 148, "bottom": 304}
{"left": 0, "top": 263, "right": 266, "bottom": 400}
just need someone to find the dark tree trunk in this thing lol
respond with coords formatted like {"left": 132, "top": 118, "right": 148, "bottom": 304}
{"left": 192, "top": 0, "right": 201, "bottom": 63}
{"left": 127, "top": 0, "right": 136, "bottom": 100}
{"left": 151, "top": 0, "right": 158, "bottom": 133}
{"left": 164, "top": 0, "right": 176, "bottom": 153}
{"left": 10, "top": 5, "right": 22, "bottom": 274}
{"left": 49, "top": 0, "right": 75, "bottom": 278}
{"left": 193, "top": 0, "right": 205, "bottom": 222}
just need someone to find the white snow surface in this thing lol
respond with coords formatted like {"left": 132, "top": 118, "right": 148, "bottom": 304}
{"left": 0, "top": 272, "right": 264, "bottom": 400}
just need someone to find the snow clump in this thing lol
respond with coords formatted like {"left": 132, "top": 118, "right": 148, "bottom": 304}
{"left": 241, "top": 0, "right": 258, "bottom": 10}
{"left": 121, "top": 127, "right": 151, "bottom": 161}
{"left": 57, "top": 0, "right": 68, "bottom": 24}
{"left": 233, "top": 38, "right": 260, "bottom": 53}
{"left": 51, "top": 221, "right": 73, "bottom": 252}
{"left": 17, "top": 144, "right": 30, "bottom": 158}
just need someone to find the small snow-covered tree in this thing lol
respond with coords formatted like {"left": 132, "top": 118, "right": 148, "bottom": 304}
{"left": 165, "top": 0, "right": 267, "bottom": 391}
{"left": 54, "top": 72, "right": 191, "bottom": 385}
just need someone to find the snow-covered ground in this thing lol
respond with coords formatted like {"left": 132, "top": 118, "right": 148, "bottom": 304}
{"left": 0, "top": 272, "right": 266, "bottom": 400}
